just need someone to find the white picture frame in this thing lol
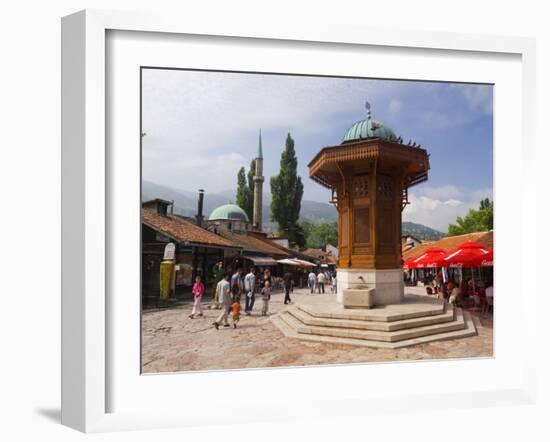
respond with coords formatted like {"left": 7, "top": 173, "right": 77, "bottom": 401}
{"left": 61, "top": 9, "right": 538, "bottom": 433}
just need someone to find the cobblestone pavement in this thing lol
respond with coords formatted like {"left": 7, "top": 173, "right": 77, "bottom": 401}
{"left": 142, "top": 288, "right": 493, "bottom": 373}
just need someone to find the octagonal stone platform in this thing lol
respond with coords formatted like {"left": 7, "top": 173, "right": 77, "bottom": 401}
{"left": 271, "top": 294, "right": 478, "bottom": 349}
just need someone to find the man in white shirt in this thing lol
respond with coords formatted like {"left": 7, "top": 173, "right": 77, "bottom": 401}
{"left": 244, "top": 267, "right": 256, "bottom": 315}
{"left": 308, "top": 271, "right": 316, "bottom": 294}
{"left": 317, "top": 271, "right": 325, "bottom": 294}
{"left": 213, "top": 274, "right": 231, "bottom": 329}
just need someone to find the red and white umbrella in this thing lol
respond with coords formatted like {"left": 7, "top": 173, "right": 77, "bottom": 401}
{"left": 479, "top": 249, "right": 494, "bottom": 267}
{"left": 409, "top": 246, "right": 448, "bottom": 269}
{"left": 442, "top": 241, "right": 493, "bottom": 296}
{"left": 403, "top": 258, "right": 416, "bottom": 270}
{"left": 442, "top": 241, "right": 492, "bottom": 268}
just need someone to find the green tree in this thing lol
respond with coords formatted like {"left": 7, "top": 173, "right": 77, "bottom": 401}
{"left": 447, "top": 198, "right": 493, "bottom": 236}
{"left": 305, "top": 222, "right": 338, "bottom": 249}
{"left": 298, "top": 219, "right": 315, "bottom": 242}
{"left": 288, "top": 223, "right": 307, "bottom": 248}
{"left": 480, "top": 197, "right": 491, "bottom": 210}
{"left": 236, "top": 166, "right": 253, "bottom": 221}
{"left": 245, "top": 159, "right": 256, "bottom": 221}
{"left": 270, "top": 133, "right": 304, "bottom": 245}
{"left": 248, "top": 159, "right": 255, "bottom": 194}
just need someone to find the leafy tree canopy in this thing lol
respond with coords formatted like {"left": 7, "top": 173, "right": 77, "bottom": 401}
{"left": 447, "top": 198, "right": 493, "bottom": 236}
{"left": 248, "top": 159, "right": 255, "bottom": 193}
{"left": 270, "top": 133, "right": 304, "bottom": 245}
{"left": 299, "top": 220, "right": 338, "bottom": 249}
{"left": 236, "top": 166, "right": 253, "bottom": 221}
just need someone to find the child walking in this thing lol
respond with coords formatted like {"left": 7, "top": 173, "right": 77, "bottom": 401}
{"left": 261, "top": 280, "right": 271, "bottom": 316}
{"left": 231, "top": 300, "right": 241, "bottom": 328}
{"left": 189, "top": 275, "right": 205, "bottom": 319}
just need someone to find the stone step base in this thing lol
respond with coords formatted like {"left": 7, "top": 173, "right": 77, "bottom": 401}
{"left": 288, "top": 304, "right": 456, "bottom": 332}
{"left": 271, "top": 309, "right": 477, "bottom": 349}
{"left": 281, "top": 307, "right": 468, "bottom": 343}
{"left": 294, "top": 296, "right": 445, "bottom": 322}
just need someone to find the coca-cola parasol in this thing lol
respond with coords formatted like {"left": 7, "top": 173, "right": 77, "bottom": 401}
{"left": 442, "top": 241, "right": 493, "bottom": 268}
{"left": 479, "top": 249, "right": 494, "bottom": 267}
{"left": 403, "top": 258, "right": 416, "bottom": 269}
{"left": 409, "top": 246, "right": 448, "bottom": 269}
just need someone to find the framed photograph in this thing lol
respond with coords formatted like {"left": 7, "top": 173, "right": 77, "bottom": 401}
{"left": 61, "top": 9, "right": 537, "bottom": 433}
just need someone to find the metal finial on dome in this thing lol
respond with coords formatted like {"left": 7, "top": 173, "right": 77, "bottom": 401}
{"left": 365, "top": 100, "right": 372, "bottom": 120}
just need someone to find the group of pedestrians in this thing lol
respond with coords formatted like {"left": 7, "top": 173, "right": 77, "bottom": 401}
{"left": 189, "top": 264, "right": 337, "bottom": 330}
{"left": 307, "top": 269, "right": 337, "bottom": 294}
{"left": 211, "top": 266, "right": 272, "bottom": 330}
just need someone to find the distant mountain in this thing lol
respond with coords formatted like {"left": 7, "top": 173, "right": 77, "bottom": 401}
{"left": 142, "top": 181, "right": 241, "bottom": 218}
{"left": 402, "top": 221, "right": 445, "bottom": 241}
{"left": 142, "top": 180, "right": 338, "bottom": 228}
{"left": 299, "top": 200, "right": 338, "bottom": 224}
{"left": 142, "top": 180, "right": 443, "bottom": 239}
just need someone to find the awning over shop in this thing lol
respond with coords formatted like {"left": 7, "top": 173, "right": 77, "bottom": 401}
{"left": 277, "top": 258, "right": 301, "bottom": 266}
{"left": 291, "top": 258, "right": 316, "bottom": 267}
{"left": 244, "top": 256, "right": 278, "bottom": 266}
{"left": 277, "top": 258, "right": 316, "bottom": 268}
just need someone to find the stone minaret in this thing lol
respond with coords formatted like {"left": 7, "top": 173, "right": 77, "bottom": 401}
{"left": 253, "top": 130, "right": 264, "bottom": 231}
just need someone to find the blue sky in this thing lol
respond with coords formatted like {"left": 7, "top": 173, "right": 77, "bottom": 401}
{"left": 142, "top": 69, "right": 493, "bottom": 232}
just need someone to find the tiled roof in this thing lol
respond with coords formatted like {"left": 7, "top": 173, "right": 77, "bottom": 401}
{"left": 217, "top": 230, "right": 291, "bottom": 257}
{"left": 248, "top": 233, "right": 314, "bottom": 261}
{"left": 402, "top": 240, "right": 434, "bottom": 255}
{"left": 303, "top": 248, "right": 329, "bottom": 257}
{"left": 142, "top": 209, "right": 238, "bottom": 248}
{"left": 402, "top": 231, "right": 493, "bottom": 261}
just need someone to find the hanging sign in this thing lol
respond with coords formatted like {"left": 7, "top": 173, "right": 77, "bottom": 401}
{"left": 163, "top": 242, "right": 176, "bottom": 260}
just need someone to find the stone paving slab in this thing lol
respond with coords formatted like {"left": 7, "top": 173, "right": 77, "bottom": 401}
{"left": 141, "top": 288, "right": 493, "bottom": 373}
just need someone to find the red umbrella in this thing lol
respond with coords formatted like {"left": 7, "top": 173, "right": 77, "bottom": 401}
{"left": 409, "top": 246, "right": 448, "bottom": 269}
{"left": 403, "top": 258, "right": 417, "bottom": 269}
{"left": 442, "top": 241, "right": 492, "bottom": 268}
{"left": 479, "top": 249, "right": 494, "bottom": 267}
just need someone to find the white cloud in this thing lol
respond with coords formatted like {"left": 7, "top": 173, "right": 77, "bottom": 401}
{"left": 388, "top": 98, "right": 402, "bottom": 114}
{"left": 417, "top": 185, "right": 462, "bottom": 200}
{"left": 141, "top": 70, "right": 492, "bottom": 203}
{"left": 444, "top": 199, "right": 463, "bottom": 207}
{"left": 141, "top": 70, "right": 402, "bottom": 156}
{"left": 141, "top": 69, "right": 409, "bottom": 194}
{"left": 403, "top": 185, "right": 492, "bottom": 232}
{"left": 451, "top": 83, "right": 493, "bottom": 115}
{"left": 143, "top": 151, "right": 247, "bottom": 193}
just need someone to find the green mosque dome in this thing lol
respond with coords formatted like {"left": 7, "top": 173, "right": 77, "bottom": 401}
{"left": 208, "top": 204, "right": 250, "bottom": 222}
{"left": 342, "top": 118, "right": 397, "bottom": 143}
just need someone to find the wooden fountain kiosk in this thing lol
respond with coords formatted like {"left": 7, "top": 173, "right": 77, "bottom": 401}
{"left": 272, "top": 114, "right": 477, "bottom": 346}
{"left": 308, "top": 111, "right": 430, "bottom": 307}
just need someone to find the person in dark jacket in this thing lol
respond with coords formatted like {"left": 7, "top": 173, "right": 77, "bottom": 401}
{"left": 283, "top": 271, "right": 293, "bottom": 304}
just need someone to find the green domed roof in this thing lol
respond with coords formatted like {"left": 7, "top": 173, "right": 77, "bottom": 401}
{"left": 208, "top": 204, "right": 250, "bottom": 222}
{"left": 342, "top": 118, "right": 397, "bottom": 143}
